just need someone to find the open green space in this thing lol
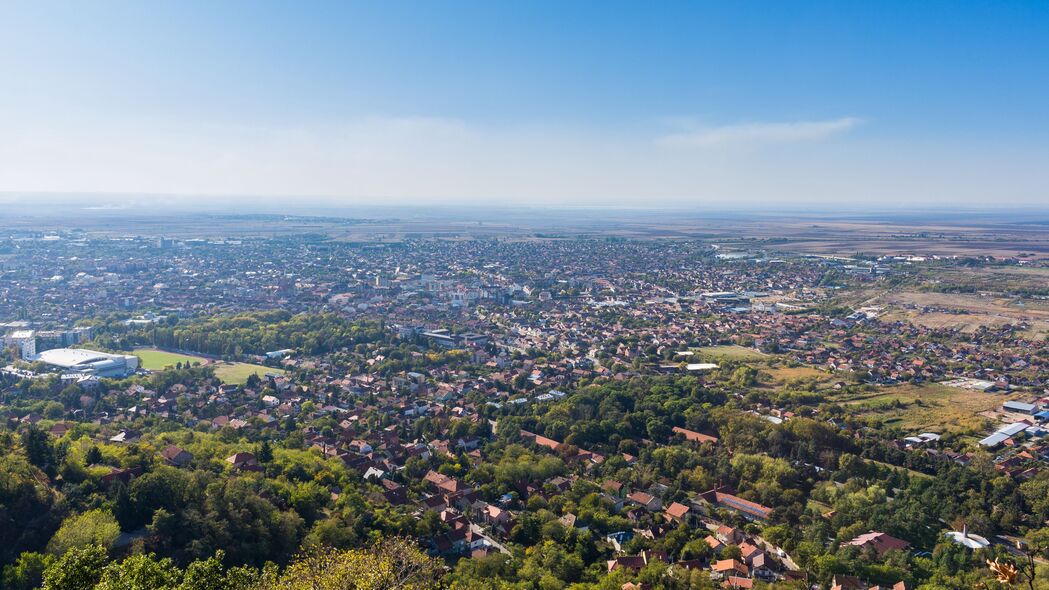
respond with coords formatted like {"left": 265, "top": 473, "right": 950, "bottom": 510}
{"left": 134, "top": 348, "right": 283, "bottom": 384}
{"left": 866, "top": 459, "right": 934, "bottom": 480}
{"left": 212, "top": 362, "right": 285, "bottom": 384}
{"left": 694, "top": 345, "right": 768, "bottom": 361}
{"left": 134, "top": 348, "right": 208, "bottom": 370}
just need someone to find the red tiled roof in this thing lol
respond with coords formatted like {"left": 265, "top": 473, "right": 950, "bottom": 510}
{"left": 715, "top": 492, "right": 772, "bottom": 519}
{"left": 846, "top": 531, "right": 910, "bottom": 556}
{"left": 672, "top": 426, "right": 719, "bottom": 444}
{"left": 665, "top": 502, "right": 690, "bottom": 518}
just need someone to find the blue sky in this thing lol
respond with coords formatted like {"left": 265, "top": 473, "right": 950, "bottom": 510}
{"left": 2, "top": 1, "right": 1048, "bottom": 207}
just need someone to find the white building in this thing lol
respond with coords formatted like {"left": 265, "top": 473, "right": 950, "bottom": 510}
{"left": 35, "top": 348, "right": 139, "bottom": 377}
{"left": 7, "top": 330, "right": 36, "bottom": 360}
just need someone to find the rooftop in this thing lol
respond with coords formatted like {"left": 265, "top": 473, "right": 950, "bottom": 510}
{"left": 36, "top": 348, "right": 134, "bottom": 368}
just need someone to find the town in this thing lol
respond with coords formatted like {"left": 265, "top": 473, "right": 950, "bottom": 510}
{"left": 2, "top": 217, "right": 1049, "bottom": 590}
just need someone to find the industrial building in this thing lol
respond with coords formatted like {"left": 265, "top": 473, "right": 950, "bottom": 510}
{"left": 35, "top": 348, "right": 139, "bottom": 377}
{"left": 421, "top": 329, "right": 489, "bottom": 348}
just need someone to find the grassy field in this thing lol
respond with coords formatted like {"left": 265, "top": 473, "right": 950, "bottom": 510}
{"left": 212, "top": 362, "right": 285, "bottom": 384}
{"left": 807, "top": 499, "right": 835, "bottom": 516}
{"left": 764, "top": 365, "right": 827, "bottom": 383}
{"left": 134, "top": 348, "right": 208, "bottom": 370}
{"left": 695, "top": 345, "right": 768, "bottom": 361}
{"left": 134, "top": 348, "right": 284, "bottom": 384}
{"left": 832, "top": 382, "right": 1015, "bottom": 435}
{"left": 866, "top": 459, "right": 934, "bottom": 480}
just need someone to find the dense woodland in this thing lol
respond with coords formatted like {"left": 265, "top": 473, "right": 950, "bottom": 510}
{"left": 87, "top": 311, "right": 387, "bottom": 358}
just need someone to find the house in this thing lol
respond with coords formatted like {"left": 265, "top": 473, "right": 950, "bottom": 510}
{"left": 160, "top": 444, "right": 193, "bottom": 467}
{"left": 381, "top": 479, "right": 408, "bottom": 505}
{"left": 49, "top": 422, "right": 73, "bottom": 437}
{"left": 664, "top": 501, "right": 692, "bottom": 525}
{"left": 520, "top": 430, "right": 562, "bottom": 451}
{"left": 363, "top": 466, "right": 385, "bottom": 480}
{"left": 715, "top": 492, "right": 772, "bottom": 520}
{"left": 627, "top": 490, "right": 662, "bottom": 511}
{"left": 712, "top": 559, "right": 749, "bottom": 578}
{"left": 100, "top": 466, "right": 143, "bottom": 486}
{"left": 831, "top": 575, "right": 865, "bottom": 590}
{"left": 845, "top": 531, "right": 910, "bottom": 557}
{"left": 603, "top": 480, "right": 626, "bottom": 498}
{"left": 109, "top": 429, "right": 141, "bottom": 444}
{"left": 425, "top": 470, "right": 468, "bottom": 494}
{"left": 226, "top": 451, "right": 260, "bottom": 471}
{"left": 738, "top": 542, "right": 772, "bottom": 578}
{"left": 607, "top": 550, "right": 668, "bottom": 572}
{"left": 672, "top": 426, "right": 719, "bottom": 444}
{"left": 483, "top": 504, "right": 510, "bottom": 527}
{"left": 715, "top": 525, "right": 744, "bottom": 545}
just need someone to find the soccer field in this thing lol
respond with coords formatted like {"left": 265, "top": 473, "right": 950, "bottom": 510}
{"left": 135, "top": 348, "right": 284, "bottom": 384}
{"left": 134, "top": 348, "right": 208, "bottom": 370}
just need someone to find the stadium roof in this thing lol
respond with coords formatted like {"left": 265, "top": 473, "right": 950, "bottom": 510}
{"left": 36, "top": 348, "right": 130, "bottom": 368}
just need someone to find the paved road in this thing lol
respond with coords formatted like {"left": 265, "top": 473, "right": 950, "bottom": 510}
{"left": 755, "top": 536, "right": 800, "bottom": 571}
{"left": 470, "top": 523, "right": 511, "bottom": 555}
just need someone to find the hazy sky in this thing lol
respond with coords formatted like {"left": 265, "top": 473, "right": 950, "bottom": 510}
{"left": 2, "top": 1, "right": 1048, "bottom": 208}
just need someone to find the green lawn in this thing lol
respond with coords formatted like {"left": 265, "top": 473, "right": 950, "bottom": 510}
{"left": 134, "top": 348, "right": 208, "bottom": 370}
{"left": 866, "top": 459, "right": 934, "bottom": 480}
{"left": 694, "top": 345, "right": 768, "bottom": 361}
{"left": 212, "top": 362, "right": 285, "bottom": 385}
{"left": 135, "top": 348, "right": 283, "bottom": 384}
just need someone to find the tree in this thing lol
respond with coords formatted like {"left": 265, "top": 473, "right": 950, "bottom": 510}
{"left": 2, "top": 551, "right": 53, "bottom": 590}
{"left": 85, "top": 445, "right": 104, "bottom": 466}
{"left": 43, "top": 400, "right": 66, "bottom": 419}
{"left": 722, "top": 545, "right": 742, "bottom": 561}
{"left": 257, "top": 440, "right": 273, "bottom": 464}
{"left": 246, "top": 373, "right": 262, "bottom": 389}
{"left": 288, "top": 481, "right": 329, "bottom": 525}
{"left": 254, "top": 539, "right": 440, "bottom": 590}
{"left": 47, "top": 509, "right": 121, "bottom": 555}
{"left": 96, "top": 553, "right": 181, "bottom": 590}
{"left": 22, "top": 426, "right": 57, "bottom": 475}
{"left": 42, "top": 545, "right": 108, "bottom": 590}
{"left": 177, "top": 552, "right": 227, "bottom": 590}
{"left": 129, "top": 466, "right": 189, "bottom": 526}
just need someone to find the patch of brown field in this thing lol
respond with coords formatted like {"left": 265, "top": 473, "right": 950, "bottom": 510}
{"left": 834, "top": 383, "right": 1023, "bottom": 435}
{"left": 774, "top": 239, "right": 1049, "bottom": 259}
{"left": 764, "top": 366, "right": 828, "bottom": 383}
{"left": 867, "top": 291, "right": 1049, "bottom": 338}
{"left": 887, "top": 311, "right": 998, "bottom": 332}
